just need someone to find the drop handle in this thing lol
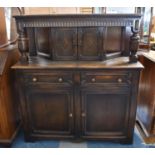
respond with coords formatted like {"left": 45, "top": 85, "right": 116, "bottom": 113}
{"left": 91, "top": 78, "right": 96, "bottom": 82}
{"left": 32, "top": 77, "right": 37, "bottom": 82}
{"left": 58, "top": 77, "right": 63, "bottom": 82}
{"left": 81, "top": 113, "right": 86, "bottom": 117}
{"left": 69, "top": 113, "right": 73, "bottom": 117}
{"left": 118, "top": 78, "right": 123, "bottom": 83}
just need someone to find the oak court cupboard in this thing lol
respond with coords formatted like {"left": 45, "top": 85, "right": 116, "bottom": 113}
{"left": 12, "top": 14, "right": 143, "bottom": 144}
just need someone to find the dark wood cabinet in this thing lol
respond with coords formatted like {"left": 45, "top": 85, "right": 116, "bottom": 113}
{"left": 12, "top": 14, "right": 143, "bottom": 144}
{"left": 13, "top": 64, "right": 142, "bottom": 143}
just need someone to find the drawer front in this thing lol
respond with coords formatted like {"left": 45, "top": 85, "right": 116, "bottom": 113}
{"left": 21, "top": 71, "right": 73, "bottom": 85}
{"left": 81, "top": 71, "right": 131, "bottom": 85}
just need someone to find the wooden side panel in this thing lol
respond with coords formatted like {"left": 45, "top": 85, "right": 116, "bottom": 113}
{"left": 105, "top": 27, "right": 125, "bottom": 53}
{"left": 35, "top": 28, "right": 51, "bottom": 57}
{"left": 0, "top": 73, "right": 16, "bottom": 139}
{"left": 0, "top": 49, "right": 20, "bottom": 143}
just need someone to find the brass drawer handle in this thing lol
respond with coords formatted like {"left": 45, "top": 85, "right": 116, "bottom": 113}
{"left": 69, "top": 113, "right": 73, "bottom": 117}
{"left": 32, "top": 77, "right": 37, "bottom": 82}
{"left": 58, "top": 77, "right": 63, "bottom": 82}
{"left": 81, "top": 113, "right": 86, "bottom": 117}
{"left": 91, "top": 78, "right": 96, "bottom": 82}
{"left": 118, "top": 78, "right": 123, "bottom": 83}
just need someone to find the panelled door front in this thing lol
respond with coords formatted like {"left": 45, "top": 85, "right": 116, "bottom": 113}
{"left": 51, "top": 27, "right": 104, "bottom": 60}
{"left": 51, "top": 27, "right": 77, "bottom": 60}
{"left": 78, "top": 27, "right": 104, "bottom": 60}
{"left": 80, "top": 86, "right": 131, "bottom": 140}
{"left": 24, "top": 84, "right": 75, "bottom": 139}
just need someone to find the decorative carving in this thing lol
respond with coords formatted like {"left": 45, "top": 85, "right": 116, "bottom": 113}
{"left": 14, "top": 14, "right": 141, "bottom": 28}
{"left": 17, "top": 24, "right": 29, "bottom": 62}
{"left": 129, "top": 20, "right": 140, "bottom": 63}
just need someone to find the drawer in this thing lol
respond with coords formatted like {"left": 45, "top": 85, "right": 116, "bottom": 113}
{"left": 21, "top": 71, "right": 73, "bottom": 85}
{"left": 81, "top": 71, "right": 131, "bottom": 85}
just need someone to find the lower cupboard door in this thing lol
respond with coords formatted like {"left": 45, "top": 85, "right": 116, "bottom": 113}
{"left": 80, "top": 89, "right": 131, "bottom": 140}
{"left": 24, "top": 87, "right": 75, "bottom": 138}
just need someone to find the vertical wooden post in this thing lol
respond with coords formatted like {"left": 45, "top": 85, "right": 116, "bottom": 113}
{"left": 17, "top": 22, "right": 29, "bottom": 62}
{"left": 129, "top": 20, "right": 140, "bottom": 63}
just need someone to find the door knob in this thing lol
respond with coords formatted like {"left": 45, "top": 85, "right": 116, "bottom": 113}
{"left": 118, "top": 78, "right": 123, "bottom": 83}
{"left": 32, "top": 77, "right": 37, "bottom": 82}
{"left": 58, "top": 77, "right": 63, "bottom": 82}
{"left": 69, "top": 113, "right": 73, "bottom": 117}
{"left": 81, "top": 113, "right": 86, "bottom": 117}
{"left": 91, "top": 78, "right": 96, "bottom": 82}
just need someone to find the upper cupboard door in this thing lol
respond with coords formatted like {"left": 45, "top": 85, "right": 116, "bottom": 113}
{"left": 51, "top": 28, "right": 78, "bottom": 60}
{"left": 78, "top": 27, "right": 104, "bottom": 60}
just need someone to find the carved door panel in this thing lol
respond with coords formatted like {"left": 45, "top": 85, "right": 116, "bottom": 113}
{"left": 78, "top": 27, "right": 104, "bottom": 60}
{"left": 23, "top": 84, "right": 75, "bottom": 139}
{"left": 51, "top": 28, "right": 77, "bottom": 60}
{"left": 80, "top": 87, "right": 131, "bottom": 140}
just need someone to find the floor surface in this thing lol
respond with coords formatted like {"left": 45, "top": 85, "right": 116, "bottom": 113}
{"left": 1, "top": 127, "right": 155, "bottom": 148}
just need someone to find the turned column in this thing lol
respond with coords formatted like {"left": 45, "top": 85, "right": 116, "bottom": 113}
{"left": 17, "top": 24, "right": 29, "bottom": 62}
{"left": 129, "top": 20, "right": 140, "bottom": 63}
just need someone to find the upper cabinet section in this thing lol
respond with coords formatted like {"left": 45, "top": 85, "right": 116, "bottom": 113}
{"left": 14, "top": 14, "right": 141, "bottom": 62}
